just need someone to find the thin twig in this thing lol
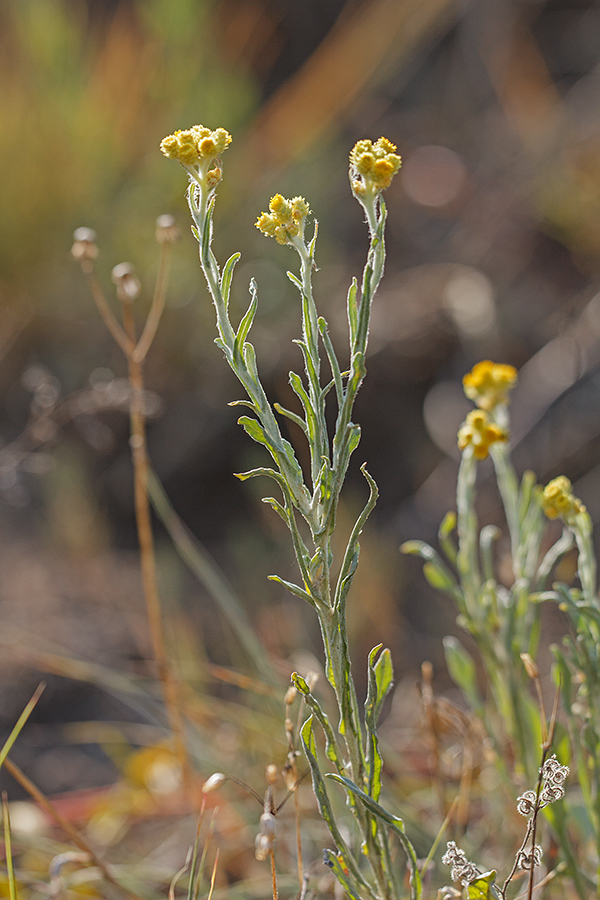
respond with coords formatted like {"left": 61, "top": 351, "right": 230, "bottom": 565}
{"left": 269, "top": 848, "right": 279, "bottom": 900}
{"left": 119, "top": 292, "right": 191, "bottom": 790}
{"left": 132, "top": 241, "right": 172, "bottom": 363}
{"left": 85, "top": 269, "right": 132, "bottom": 356}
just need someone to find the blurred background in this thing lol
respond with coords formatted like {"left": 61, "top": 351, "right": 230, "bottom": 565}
{"left": 2, "top": 0, "right": 600, "bottom": 818}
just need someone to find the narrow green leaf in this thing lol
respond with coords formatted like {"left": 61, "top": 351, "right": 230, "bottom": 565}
{"left": 273, "top": 402, "right": 308, "bottom": 435}
{"left": 443, "top": 636, "right": 481, "bottom": 710}
{"left": 322, "top": 850, "right": 364, "bottom": 900}
{"left": 201, "top": 197, "right": 215, "bottom": 261}
{"left": 0, "top": 683, "right": 45, "bottom": 773}
{"left": 287, "top": 270, "right": 303, "bottom": 293}
{"left": 346, "top": 278, "right": 358, "bottom": 350}
{"left": 318, "top": 317, "right": 344, "bottom": 407}
{"left": 438, "top": 511, "right": 458, "bottom": 565}
{"left": 364, "top": 645, "right": 388, "bottom": 800}
{"left": 220, "top": 251, "right": 241, "bottom": 310}
{"left": 291, "top": 674, "right": 344, "bottom": 769}
{"left": 234, "top": 279, "right": 258, "bottom": 359}
{"left": 479, "top": 525, "right": 500, "bottom": 583}
{"left": 237, "top": 415, "right": 270, "bottom": 448}
{"left": 373, "top": 647, "right": 394, "bottom": 722}
{"left": 423, "top": 561, "right": 457, "bottom": 593}
{"left": 261, "top": 496, "right": 287, "bottom": 523}
{"left": 234, "top": 465, "right": 286, "bottom": 487}
{"left": 300, "top": 718, "right": 367, "bottom": 890}
{"left": 2, "top": 797, "right": 17, "bottom": 900}
{"left": 268, "top": 575, "right": 316, "bottom": 607}
{"left": 334, "top": 465, "right": 378, "bottom": 611}
{"left": 327, "top": 774, "right": 422, "bottom": 900}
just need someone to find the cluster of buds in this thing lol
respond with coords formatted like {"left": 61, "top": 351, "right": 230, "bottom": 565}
{"left": 516, "top": 754, "right": 570, "bottom": 818}
{"left": 542, "top": 476, "right": 586, "bottom": 525}
{"left": 457, "top": 409, "right": 508, "bottom": 460}
{"left": 441, "top": 841, "right": 481, "bottom": 886}
{"left": 349, "top": 137, "right": 402, "bottom": 199}
{"left": 159, "top": 125, "right": 232, "bottom": 191}
{"left": 462, "top": 360, "right": 518, "bottom": 411}
{"left": 255, "top": 764, "right": 279, "bottom": 861}
{"left": 256, "top": 194, "right": 311, "bottom": 246}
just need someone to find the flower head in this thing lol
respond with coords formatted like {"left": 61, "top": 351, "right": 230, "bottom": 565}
{"left": 160, "top": 125, "right": 232, "bottom": 189}
{"left": 349, "top": 137, "right": 401, "bottom": 198}
{"left": 542, "top": 476, "right": 585, "bottom": 524}
{"left": 256, "top": 194, "right": 311, "bottom": 246}
{"left": 457, "top": 409, "right": 508, "bottom": 460}
{"left": 462, "top": 360, "right": 518, "bottom": 411}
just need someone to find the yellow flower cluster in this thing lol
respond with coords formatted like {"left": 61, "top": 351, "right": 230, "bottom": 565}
{"left": 349, "top": 137, "right": 402, "bottom": 196}
{"left": 462, "top": 360, "right": 518, "bottom": 411}
{"left": 159, "top": 125, "right": 232, "bottom": 183}
{"left": 256, "top": 194, "right": 310, "bottom": 245}
{"left": 457, "top": 410, "right": 508, "bottom": 460}
{"left": 542, "top": 476, "right": 586, "bottom": 522}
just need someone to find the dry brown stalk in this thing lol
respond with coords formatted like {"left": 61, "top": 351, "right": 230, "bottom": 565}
{"left": 77, "top": 229, "right": 191, "bottom": 794}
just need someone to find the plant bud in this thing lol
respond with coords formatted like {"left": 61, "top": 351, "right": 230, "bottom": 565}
{"left": 111, "top": 262, "right": 141, "bottom": 302}
{"left": 155, "top": 214, "right": 180, "bottom": 244}
{"left": 201, "top": 772, "right": 226, "bottom": 793}
{"left": 71, "top": 227, "right": 98, "bottom": 267}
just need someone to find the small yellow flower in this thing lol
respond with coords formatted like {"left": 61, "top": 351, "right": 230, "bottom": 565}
{"left": 349, "top": 137, "right": 401, "bottom": 197}
{"left": 542, "top": 476, "right": 585, "bottom": 522}
{"left": 159, "top": 125, "right": 232, "bottom": 187}
{"left": 256, "top": 194, "right": 311, "bottom": 246}
{"left": 457, "top": 409, "right": 508, "bottom": 460}
{"left": 462, "top": 360, "right": 518, "bottom": 411}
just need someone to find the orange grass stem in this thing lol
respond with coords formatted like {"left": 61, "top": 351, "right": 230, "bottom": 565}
{"left": 4, "top": 756, "right": 141, "bottom": 900}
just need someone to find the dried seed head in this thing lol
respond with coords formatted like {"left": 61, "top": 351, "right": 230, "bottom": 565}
{"left": 517, "top": 845, "right": 543, "bottom": 870}
{"left": 520, "top": 653, "right": 540, "bottom": 680}
{"left": 202, "top": 772, "right": 226, "bottom": 793}
{"left": 305, "top": 671, "right": 319, "bottom": 690}
{"left": 266, "top": 763, "right": 278, "bottom": 785}
{"left": 255, "top": 831, "right": 272, "bottom": 861}
{"left": 284, "top": 685, "right": 297, "bottom": 706}
{"left": 259, "top": 811, "right": 276, "bottom": 837}
{"left": 282, "top": 762, "right": 296, "bottom": 791}
{"left": 111, "top": 262, "right": 141, "bottom": 302}
{"left": 155, "top": 214, "right": 180, "bottom": 244}
{"left": 542, "top": 754, "right": 570, "bottom": 785}
{"left": 516, "top": 789, "right": 538, "bottom": 817}
{"left": 71, "top": 228, "right": 99, "bottom": 267}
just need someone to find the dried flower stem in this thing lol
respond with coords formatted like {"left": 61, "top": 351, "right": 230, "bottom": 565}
{"left": 81, "top": 240, "right": 190, "bottom": 790}
{"left": 118, "top": 276, "right": 189, "bottom": 787}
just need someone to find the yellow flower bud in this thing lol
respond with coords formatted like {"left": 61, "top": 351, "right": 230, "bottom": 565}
{"left": 349, "top": 137, "right": 401, "bottom": 196}
{"left": 256, "top": 194, "right": 310, "bottom": 246}
{"left": 159, "top": 125, "right": 232, "bottom": 185}
{"left": 462, "top": 360, "right": 517, "bottom": 411}
{"left": 457, "top": 409, "right": 508, "bottom": 460}
{"left": 542, "top": 476, "right": 585, "bottom": 523}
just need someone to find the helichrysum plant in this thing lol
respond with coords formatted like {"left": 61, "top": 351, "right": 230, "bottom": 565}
{"left": 404, "top": 360, "right": 600, "bottom": 898}
{"left": 160, "top": 125, "right": 422, "bottom": 900}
